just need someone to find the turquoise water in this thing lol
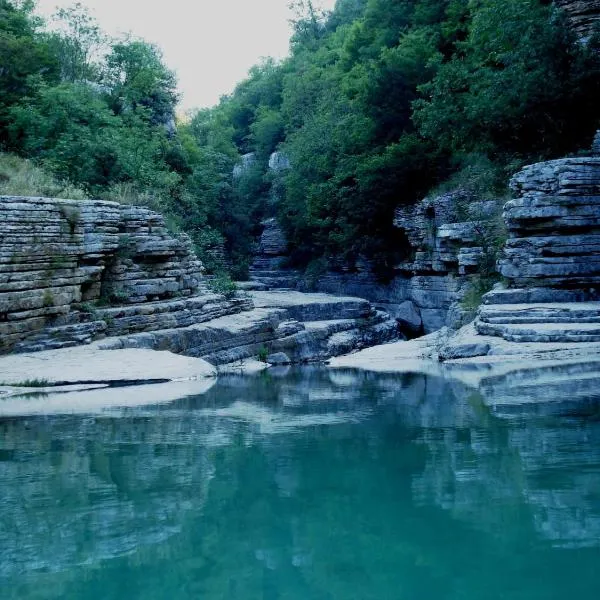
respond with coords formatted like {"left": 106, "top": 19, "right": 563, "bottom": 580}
{"left": 1, "top": 367, "right": 600, "bottom": 599}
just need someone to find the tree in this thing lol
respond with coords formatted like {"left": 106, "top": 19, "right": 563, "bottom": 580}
{"left": 0, "top": 0, "right": 58, "bottom": 142}
{"left": 105, "top": 39, "right": 178, "bottom": 127}
{"left": 49, "top": 2, "right": 105, "bottom": 83}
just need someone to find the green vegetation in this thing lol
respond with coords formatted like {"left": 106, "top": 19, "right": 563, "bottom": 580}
{"left": 187, "top": 0, "right": 600, "bottom": 276}
{"left": 0, "top": 0, "right": 598, "bottom": 281}
{"left": 0, "top": 153, "right": 87, "bottom": 198}
{"left": 257, "top": 346, "right": 269, "bottom": 363}
{"left": 0, "top": 378, "right": 51, "bottom": 388}
{"left": 42, "top": 289, "right": 55, "bottom": 307}
{"left": 207, "top": 272, "right": 238, "bottom": 299}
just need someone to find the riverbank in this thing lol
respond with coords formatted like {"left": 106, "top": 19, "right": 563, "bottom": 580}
{"left": 329, "top": 326, "right": 600, "bottom": 407}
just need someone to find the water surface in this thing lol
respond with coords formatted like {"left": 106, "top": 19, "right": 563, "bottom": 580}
{"left": 1, "top": 367, "right": 599, "bottom": 599}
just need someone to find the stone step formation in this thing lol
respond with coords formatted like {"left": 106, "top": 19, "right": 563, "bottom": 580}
{"left": 0, "top": 197, "right": 400, "bottom": 361}
{"left": 99, "top": 290, "right": 400, "bottom": 365}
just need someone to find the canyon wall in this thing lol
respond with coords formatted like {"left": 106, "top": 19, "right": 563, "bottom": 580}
{"left": 498, "top": 157, "right": 600, "bottom": 293}
{"left": 250, "top": 193, "right": 492, "bottom": 335}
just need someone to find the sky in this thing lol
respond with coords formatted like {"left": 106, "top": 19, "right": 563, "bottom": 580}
{"left": 35, "top": 0, "right": 337, "bottom": 112}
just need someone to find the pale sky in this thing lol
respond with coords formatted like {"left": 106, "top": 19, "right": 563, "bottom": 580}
{"left": 35, "top": 0, "right": 337, "bottom": 111}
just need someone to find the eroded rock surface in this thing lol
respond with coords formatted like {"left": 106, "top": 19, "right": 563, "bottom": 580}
{"left": 246, "top": 219, "right": 301, "bottom": 290}
{"left": 100, "top": 290, "right": 400, "bottom": 365}
{"left": 306, "top": 192, "right": 496, "bottom": 333}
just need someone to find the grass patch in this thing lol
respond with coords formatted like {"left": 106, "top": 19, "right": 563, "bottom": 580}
{"left": 0, "top": 378, "right": 52, "bottom": 388}
{"left": 257, "top": 346, "right": 269, "bottom": 363}
{"left": 0, "top": 153, "right": 88, "bottom": 199}
{"left": 207, "top": 272, "right": 238, "bottom": 299}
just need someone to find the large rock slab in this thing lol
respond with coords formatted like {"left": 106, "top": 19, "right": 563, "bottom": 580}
{"left": 99, "top": 291, "right": 400, "bottom": 365}
{"left": 0, "top": 346, "right": 216, "bottom": 385}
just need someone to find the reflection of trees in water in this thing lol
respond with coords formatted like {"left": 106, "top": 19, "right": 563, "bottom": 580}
{"left": 0, "top": 367, "right": 599, "bottom": 598}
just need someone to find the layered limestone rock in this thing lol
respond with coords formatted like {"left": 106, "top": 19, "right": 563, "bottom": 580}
{"left": 498, "top": 157, "right": 600, "bottom": 290}
{"left": 441, "top": 151, "right": 600, "bottom": 352}
{"left": 0, "top": 196, "right": 239, "bottom": 353}
{"left": 312, "top": 193, "right": 495, "bottom": 334}
{"left": 1, "top": 196, "right": 399, "bottom": 361}
{"left": 246, "top": 193, "right": 494, "bottom": 334}
{"left": 244, "top": 219, "right": 301, "bottom": 290}
{"left": 592, "top": 130, "right": 600, "bottom": 156}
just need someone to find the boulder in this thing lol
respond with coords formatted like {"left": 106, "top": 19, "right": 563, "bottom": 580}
{"left": 266, "top": 352, "right": 292, "bottom": 366}
{"left": 385, "top": 300, "right": 422, "bottom": 334}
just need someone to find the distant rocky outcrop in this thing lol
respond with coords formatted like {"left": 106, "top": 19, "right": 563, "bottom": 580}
{"left": 242, "top": 218, "right": 302, "bottom": 291}
{"left": 232, "top": 152, "right": 257, "bottom": 179}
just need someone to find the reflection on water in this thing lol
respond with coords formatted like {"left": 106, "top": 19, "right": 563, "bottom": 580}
{"left": 1, "top": 367, "right": 599, "bottom": 599}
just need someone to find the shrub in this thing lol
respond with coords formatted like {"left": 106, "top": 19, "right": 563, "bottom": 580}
{"left": 0, "top": 153, "right": 87, "bottom": 199}
{"left": 207, "top": 272, "right": 237, "bottom": 299}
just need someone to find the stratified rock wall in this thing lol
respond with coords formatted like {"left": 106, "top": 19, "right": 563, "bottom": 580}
{"left": 0, "top": 196, "right": 205, "bottom": 353}
{"left": 308, "top": 193, "right": 494, "bottom": 333}
{"left": 499, "top": 158, "right": 600, "bottom": 291}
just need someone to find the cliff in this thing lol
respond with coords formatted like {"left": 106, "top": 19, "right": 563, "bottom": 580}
{"left": 0, "top": 196, "right": 245, "bottom": 353}
{"left": 0, "top": 196, "right": 399, "bottom": 362}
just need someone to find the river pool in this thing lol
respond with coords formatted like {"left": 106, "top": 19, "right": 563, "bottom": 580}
{"left": 1, "top": 367, "right": 599, "bottom": 599}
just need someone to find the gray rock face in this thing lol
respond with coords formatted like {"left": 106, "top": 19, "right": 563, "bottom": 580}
{"left": 246, "top": 190, "right": 495, "bottom": 332}
{"left": 100, "top": 291, "right": 400, "bottom": 365}
{"left": 499, "top": 158, "right": 600, "bottom": 289}
{"left": 258, "top": 218, "right": 288, "bottom": 257}
{"left": 266, "top": 352, "right": 291, "bottom": 365}
{"left": 1, "top": 197, "right": 401, "bottom": 361}
{"left": 268, "top": 152, "right": 291, "bottom": 172}
{"left": 308, "top": 193, "right": 493, "bottom": 333}
{"left": 442, "top": 150, "right": 600, "bottom": 352}
{"left": 0, "top": 196, "right": 217, "bottom": 353}
{"left": 593, "top": 131, "right": 600, "bottom": 156}
{"left": 232, "top": 153, "right": 256, "bottom": 179}
{"left": 385, "top": 300, "right": 422, "bottom": 334}
{"left": 247, "top": 219, "right": 301, "bottom": 290}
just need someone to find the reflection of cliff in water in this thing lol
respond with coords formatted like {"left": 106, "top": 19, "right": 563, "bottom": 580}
{"left": 408, "top": 363, "right": 600, "bottom": 549}
{"left": 1, "top": 366, "right": 599, "bottom": 598}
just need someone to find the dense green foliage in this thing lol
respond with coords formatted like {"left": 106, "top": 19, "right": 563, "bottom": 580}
{"left": 1, "top": 0, "right": 599, "bottom": 277}
{"left": 192, "top": 0, "right": 600, "bottom": 273}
